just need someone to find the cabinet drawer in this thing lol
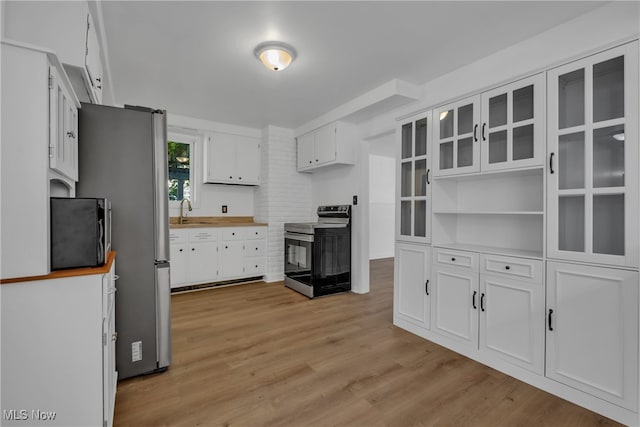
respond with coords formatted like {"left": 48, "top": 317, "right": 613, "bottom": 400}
{"left": 246, "top": 240, "right": 266, "bottom": 257}
{"left": 246, "top": 226, "right": 267, "bottom": 240}
{"left": 434, "top": 248, "right": 478, "bottom": 270}
{"left": 222, "top": 228, "right": 245, "bottom": 241}
{"left": 188, "top": 228, "right": 219, "bottom": 242}
{"left": 244, "top": 258, "right": 265, "bottom": 276}
{"left": 480, "top": 254, "right": 542, "bottom": 283}
{"left": 169, "top": 229, "right": 188, "bottom": 243}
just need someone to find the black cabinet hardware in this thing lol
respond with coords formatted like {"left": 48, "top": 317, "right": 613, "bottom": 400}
{"left": 548, "top": 309, "right": 554, "bottom": 331}
{"left": 425, "top": 280, "right": 430, "bottom": 295}
{"left": 473, "top": 124, "right": 478, "bottom": 142}
{"left": 472, "top": 291, "right": 477, "bottom": 309}
{"left": 482, "top": 123, "right": 486, "bottom": 141}
{"left": 191, "top": 248, "right": 195, "bottom": 251}
{"left": 505, "top": 265, "right": 510, "bottom": 270}
{"left": 451, "top": 257, "right": 456, "bottom": 262}
{"left": 426, "top": 169, "right": 431, "bottom": 185}
{"left": 480, "top": 293, "right": 485, "bottom": 312}
{"left": 550, "top": 153, "right": 555, "bottom": 174}
{"left": 179, "top": 249, "right": 183, "bottom": 252}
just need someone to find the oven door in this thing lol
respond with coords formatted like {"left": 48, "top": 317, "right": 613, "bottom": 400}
{"left": 284, "top": 232, "right": 313, "bottom": 285}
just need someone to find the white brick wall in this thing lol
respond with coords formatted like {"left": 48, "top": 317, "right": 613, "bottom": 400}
{"left": 255, "top": 126, "right": 313, "bottom": 282}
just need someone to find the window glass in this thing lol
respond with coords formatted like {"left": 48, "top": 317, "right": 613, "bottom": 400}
{"left": 167, "top": 133, "right": 196, "bottom": 204}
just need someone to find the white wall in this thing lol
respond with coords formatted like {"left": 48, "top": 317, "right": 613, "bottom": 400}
{"left": 311, "top": 138, "right": 370, "bottom": 294}
{"left": 369, "top": 153, "right": 395, "bottom": 259}
{"left": 254, "top": 126, "right": 313, "bottom": 282}
{"left": 167, "top": 114, "right": 260, "bottom": 218}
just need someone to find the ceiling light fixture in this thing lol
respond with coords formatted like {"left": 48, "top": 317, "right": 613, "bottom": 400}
{"left": 254, "top": 41, "right": 296, "bottom": 71}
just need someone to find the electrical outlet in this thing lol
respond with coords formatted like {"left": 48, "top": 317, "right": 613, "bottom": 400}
{"left": 222, "top": 205, "right": 228, "bottom": 214}
{"left": 132, "top": 341, "right": 142, "bottom": 362}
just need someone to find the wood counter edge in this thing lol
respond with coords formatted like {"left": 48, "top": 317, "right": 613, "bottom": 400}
{"left": 1, "top": 251, "right": 116, "bottom": 284}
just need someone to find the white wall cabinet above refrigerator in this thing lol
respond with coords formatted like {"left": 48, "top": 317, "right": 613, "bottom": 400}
{"left": 4, "top": 1, "right": 104, "bottom": 103}
{"left": 296, "top": 121, "right": 356, "bottom": 172}
{"left": 203, "top": 133, "right": 261, "bottom": 185}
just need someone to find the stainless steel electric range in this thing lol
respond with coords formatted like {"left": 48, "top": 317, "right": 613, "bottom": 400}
{"left": 284, "top": 205, "right": 351, "bottom": 298}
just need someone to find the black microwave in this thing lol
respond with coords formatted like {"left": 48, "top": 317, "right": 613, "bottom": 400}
{"left": 50, "top": 197, "right": 111, "bottom": 270}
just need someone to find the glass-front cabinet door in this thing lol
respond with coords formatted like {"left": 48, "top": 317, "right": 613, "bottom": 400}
{"left": 398, "top": 111, "right": 432, "bottom": 243}
{"left": 547, "top": 41, "right": 638, "bottom": 268}
{"left": 480, "top": 73, "right": 545, "bottom": 172}
{"left": 433, "top": 96, "right": 480, "bottom": 177}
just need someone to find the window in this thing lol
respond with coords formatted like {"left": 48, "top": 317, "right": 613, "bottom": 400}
{"left": 167, "top": 131, "right": 196, "bottom": 204}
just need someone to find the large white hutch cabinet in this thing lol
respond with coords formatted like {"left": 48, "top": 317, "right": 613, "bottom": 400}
{"left": 394, "top": 39, "right": 640, "bottom": 425}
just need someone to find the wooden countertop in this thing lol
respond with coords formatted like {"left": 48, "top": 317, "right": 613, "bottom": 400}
{"left": 170, "top": 216, "right": 268, "bottom": 229}
{"left": 0, "top": 251, "right": 116, "bottom": 284}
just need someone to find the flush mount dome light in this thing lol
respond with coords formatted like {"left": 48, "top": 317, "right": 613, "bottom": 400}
{"left": 254, "top": 41, "right": 296, "bottom": 71}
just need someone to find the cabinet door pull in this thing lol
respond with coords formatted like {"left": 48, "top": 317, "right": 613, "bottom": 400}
{"left": 472, "top": 291, "right": 477, "bottom": 309}
{"left": 482, "top": 123, "right": 486, "bottom": 141}
{"left": 425, "top": 280, "right": 430, "bottom": 295}
{"left": 426, "top": 169, "right": 431, "bottom": 185}
{"left": 549, "top": 153, "right": 555, "bottom": 174}
{"left": 548, "top": 309, "right": 554, "bottom": 331}
{"left": 473, "top": 124, "right": 478, "bottom": 142}
{"left": 480, "top": 293, "right": 485, "bottom": 312}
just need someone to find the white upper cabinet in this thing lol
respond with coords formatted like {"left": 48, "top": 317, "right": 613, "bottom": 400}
{"left": 433, "top": 96, "right": 481, "bottom": 176}
{"left": 480, "top": 74, "right": 545, "bottom": 172}
{"left": 4, "top": 2, "right": 104, "bottom": 104}
{"left": 434, "top": 74, "right": 545, "bottom": 177}
{"left": 397, "top": 112, "right": 432, "bottom": 243}
{"left": 296, "top": 121, "right": 356, "bottom": 172}
{"left": 49, "top": 66, "right": 79, "bottom": 181}
{"left": 204, "top": 133, "right": 261, "bottom": 185}
{"left": 547, "top": 42, "right": 639, "bottom": 268}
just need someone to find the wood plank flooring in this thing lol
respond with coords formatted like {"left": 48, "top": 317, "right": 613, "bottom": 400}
{"left": 114, "top": 258, "right": 621, "bottom": 426}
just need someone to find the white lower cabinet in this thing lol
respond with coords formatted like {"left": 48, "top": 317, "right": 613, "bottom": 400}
{"left": 546, "top": 261, "right": 638, "bottom": 411}
{"left": 169, "top": 226, "right": 267, "bottom": 288}
{"left": 1, "top": 255, "right": 117, "bottom": 427}
{"left": 394, "top": 242, "right": 431, "bottom": 330}
{"left": 429, "top": 249, "right": 544, "bottom": 375}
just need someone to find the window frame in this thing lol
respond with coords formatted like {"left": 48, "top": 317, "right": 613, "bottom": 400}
{"left": 167, "top": 130, "right": 198, "bottom": 208}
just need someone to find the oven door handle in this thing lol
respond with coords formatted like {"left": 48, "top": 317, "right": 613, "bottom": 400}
{"left": 285, "top": 232, "right": 314, "bottom": 243}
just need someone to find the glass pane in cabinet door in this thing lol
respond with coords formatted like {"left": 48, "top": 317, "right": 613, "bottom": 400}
{"left": 593, "top": 194, "right": 624, "bottom": 256}
{"left": 400, "top": 201, "right": 411, "bottom": 236}
{"left": 415, "top": 159, "right": 427, "bottom": 197}
{"left": 558, "top": 132, "right": 585, "bottom": 190}
{"left": 558, "top": 69, "right": 585, "bottom": 129}
{"left": 401, "top": 123, "right": 412, "bottom": 159}
{"left": 488, "top": 130, "right": 507, "bottom": 164}
{"left": 593, "top": 125, "right": 625, "bottom": 188}
{"left": 457, "top": 137, "right": 473, "bottom": 167}
{"left": 593, "top": 56, "right": 624, "bottom": 123}
{"left": 440, "top": 141, "right": 453, "bottom": 170}
{"left": 513, "top": 85, "right": 534, "bottom": 122}
{"left": 440, "top": 110, "right": 453, "bottom": 139}
{"left": 489, "top": 93, "right": 507, "bottom": 127}
{"left": 414, "top": 200, "right": 426, "bottom": 238}
{"left": 401, "top": 162, "right": 412, "bottom": 197}
{"left": 458, "top": 104, "right": 474, "bottom": 135}
{"left": 513, "top": 124, "right": 534, "bottom": 160}
{"left": 559, "top": 195, "right": 585, "bottom": 252}
{"left": 415, "top": 118, "right": 427, "bottom": 157}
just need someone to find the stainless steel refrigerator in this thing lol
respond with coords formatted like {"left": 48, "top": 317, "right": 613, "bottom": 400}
{"left": 77, "top": 103, "right": 171, "bottom": 379}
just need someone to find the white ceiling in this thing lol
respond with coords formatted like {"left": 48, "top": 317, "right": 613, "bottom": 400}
{"left": 101, "top": 1, "right": 606, "bottom": 130}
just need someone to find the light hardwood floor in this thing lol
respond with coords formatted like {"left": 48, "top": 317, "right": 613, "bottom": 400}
{"left": 114, "top": 258, "right": 621, "bottom": 426}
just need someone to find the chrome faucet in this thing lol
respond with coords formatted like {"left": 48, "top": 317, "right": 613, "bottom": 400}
{"left": 179, "top": 198, "right": 192, "bottom": 224}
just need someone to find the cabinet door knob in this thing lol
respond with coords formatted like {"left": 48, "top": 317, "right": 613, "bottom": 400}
{"left": 225, "top": 245, "right": 228, "bottom": 249}
{"left": 505, "top": 265, "right": 510, "bottom": 270}
{"left": 191, "top": 248, "right": 195, "bottom": 251}
{"left": 229, "top": 176, "right": 233, "bottom": 179}
{"left": 232, "top": 232, "right": 235, "bottom": 236}
{"left": 309, "top": 160, "right": 312, "bottom": 164}
{"left": 239, "top": 177, "right": 242, "bottom": 180}
{"left": 179, "top": 249, "right": 183, "bottom": 252}
{"left": 451, "top": 257, "right": 456, "bottom": 262}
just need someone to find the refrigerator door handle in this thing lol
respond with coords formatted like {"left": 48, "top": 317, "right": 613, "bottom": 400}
{"left": 156, "top": 262, "right": 171, "bottom": 368}
{"left": 153, "top": 111, "right": 170, "bottom": 262}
